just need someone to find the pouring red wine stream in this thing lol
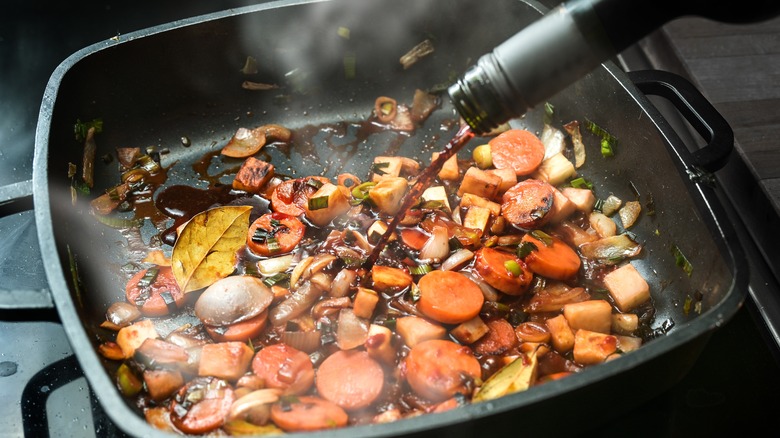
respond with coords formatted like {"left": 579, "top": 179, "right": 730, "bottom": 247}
{"left": 365, "top": 124, "right": 474, "bottom": 266}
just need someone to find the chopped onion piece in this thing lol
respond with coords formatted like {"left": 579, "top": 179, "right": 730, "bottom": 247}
{"left": 619, "top": 200, "right": 642, "bottom": 229}
{"left": 600, "top": 194, "right": 622, "bottom": 216}
{"left": 564, "top": 120, "right": 586, "bottom": 168}
{"left": 106, "top": 302, "right": 142, "bottom": 327}
{"left": 465, "top": 272, "right": 500, "bottom": 302}
{"left": 268, "top": 281, "right": 325, "bottom": 326}
{"left": 399, "top": 39, "right": 434, "bottom": 70}
{"left": 257, "top": 254, "right": 294, "bottom": 276}
{"left": 228, "top": 388, "right": 281, "bottom": 422}
{"left": 419, "top": 225, "right": 449, "bottom": 262}
{"left": 336, "top": 308, "right": 369, "bottom": 350}
{"left": 441, "top": 248, "right": 475, "bottom": 271}
{"left": 280, "top": 330, "right": 322, "bottom": 353}
{"left": 541, "top": 124, "right": 565, "bottom": 161}
{"left": 331, "top": 268, "right": 357, "bottom": 297}
{"left": 579, "top": 234, "right": 642, "bottom": 264}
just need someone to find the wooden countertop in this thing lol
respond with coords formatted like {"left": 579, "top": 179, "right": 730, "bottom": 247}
{"left": 633, "top": 15, "right": 780, "bottom": 280}
{"left": 660, "top": 16, "right": 780, "bottom": 211}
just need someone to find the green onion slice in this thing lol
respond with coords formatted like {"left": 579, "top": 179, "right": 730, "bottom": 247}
{"left": 569, "top": 177, "right": 593, "bottom": 190}
{"left": 351, "top": 181, "right": 376, "bottom": 200}
{"left": 410, "top": 264, "right": 433, "bottom": 275}
{"left": 371, "top": 162, "right": 390, "bottom": 176}
{"left": 529, "top": 230, "right": 554, "bottom": 246}
{"left": 504, "top": 260, "right": 522, "bottom": 276}
{"left": 266, "top": 236, "right": 282, "bottom": 254}
{"left": 307, "top": 196, "right": 329, "bottom": 211}
{"left": 305, "top": 178, "right": 324, "bottom": 189}
{"left": 263, "top": 272, "right": 290, "bottom": 287}
{"left": 516, "top": 241, "right": 537, "bottom": 258}
{"left": 671, "top": 244, "right": 693, "bottom": 276}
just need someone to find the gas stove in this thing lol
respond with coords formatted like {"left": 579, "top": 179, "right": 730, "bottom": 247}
{"left": 2, "top": 1, "right": 779, "bottom": 437}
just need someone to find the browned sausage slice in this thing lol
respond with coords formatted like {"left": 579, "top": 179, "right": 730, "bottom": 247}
{"left": 501, "top": 179, "right": 555, "bottom": 230}
{"left": 473, "top": 319, "right": 519, "bottom": 355}
{"left": 270, "top": 395, "right": 348, "bottom": 432}
{"left": 404, "top": 339, "right": 481, "bottom": 402}
{"left": 169, "top": 376, "right": 235, "bottom": 435}
{"left": 315, "top": 350, "right": 385, "bottom": 410}
{"left": 251, "top": 343, "right": 314, "bottom": 395}
{"left": 473, "top": 247, "right": 533, "bottom": 295}
{"left": 125, "top": 266, "right": 185, "bottom": 317}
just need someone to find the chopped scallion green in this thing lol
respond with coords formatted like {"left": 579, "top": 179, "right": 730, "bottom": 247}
{"left": 305, "top": 178, "right": 324, "bottom": 189}
{"left": 543, "top": 102, "right": 555, "bottom": 126}
{"left": 530, "top": 230, "right": 554, "bottom": 246}
{"left": 569, "top": 177, "right": 593, "bottom": 189}
{"left": 516, "top": 241, "right": 537, "bottom": 258}
{"left": 410, "top": 264, "right": 433, "bottom": 275}
{"left": 308, "top": 196, "right": 329, "bottom": 211}
{"left": 671, "top": 244, "right": 693, "bottom": 276}
{"left": 263, "top": 272, "right": 290, "bottom": 287}
{"left": 371, "top": 162, "right": 390, "bottom": 176}
{"left": 266, "top": 236, "right": 282, "bottom": 254}
{"left": 504, "top": 260, "right": 522, "bottom": 276}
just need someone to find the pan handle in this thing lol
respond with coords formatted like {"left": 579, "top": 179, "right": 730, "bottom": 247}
{"left": 627, "top": 69, "right": 734, "bottom": 173}
{"left": 0, "top": 178, "right": 55, "bottom": 310}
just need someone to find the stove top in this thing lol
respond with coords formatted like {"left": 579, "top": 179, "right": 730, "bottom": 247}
{"left": 2, "top": 1, "right": 779, "bottom": 436}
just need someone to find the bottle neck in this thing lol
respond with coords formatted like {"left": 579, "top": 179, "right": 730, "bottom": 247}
{"left": 448, "top": 0, "right": 780, "bottom": 134}
{"left": 448, "top": 0, "right": 610, "bottom": 133}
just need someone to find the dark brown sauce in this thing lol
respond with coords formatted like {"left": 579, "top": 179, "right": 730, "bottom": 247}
{"left": 365, "top": 124, "right": 474, "bottom": 266}
{"left": 155, "top": 184, "right": 249, "bottom": 246}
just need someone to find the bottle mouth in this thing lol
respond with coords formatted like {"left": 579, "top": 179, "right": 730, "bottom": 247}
{"left": 447, "top": 67, "right": 499, "bottom": 135}
{"left": 447, "top": 54, "right": 524, "bottom": 135}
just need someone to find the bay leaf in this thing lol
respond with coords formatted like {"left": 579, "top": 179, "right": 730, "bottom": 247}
{"left": 171, "top": 205, "right": 252, "bottom": 293}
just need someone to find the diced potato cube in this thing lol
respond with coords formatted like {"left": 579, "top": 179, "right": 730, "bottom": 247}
{"left": 603, "top": 263, "right": 651, "bottom": 312}
{"left": 143, "top": 369, "right": 184, "bottom": 402}
{"left": 421, "top": 185, "right": 451, "bottom": 212}
{"left": 486, "top": 168, "right": 517, "bottom": 196}
{"left": 432, "top": 152, "right": 459, "bottom": 181}
{"left": 371, "top": 156, "right": 419, "bottom": 182}
{"left": 563, "top": 300, "right": 613, "bottom": 334}
{"left": 304, "top": 182, "right": 350, "bottom": 227}
{"left": 572, "top": 329, "right": 618, "bottom": 365}
{"left": 611, "top": 313, "right": 639, "bottom": 335}
{"left": 198, "top": 342, "right": 255, "bottom": 381}
{"left": 371, "top": 265, "right": 412, "bottom": 290}
{"left": 463, "top": 205, "right": 492, "bottom": 233}
{"left": 545, "top": 314, "right": 575, "bottom": 353}
{"left": 457, "top": 166, "right": 502, "bottom": 200}
{"left": 367, "top": 220, "right": 395, "bottom": 244}
{"left": 396, "top": 316, "right": 446, "bottom": 347}
{"left": 371, "top": 156, "right": 404, "bottom": 181}
{"left": 399, "top": 157, "right": 421, "bottom": 175}
{"left": 561, "top": 187, "right": 596, "bottom": 212}
{"left": 116, "top": 319, "right": 159, "bottom": 359}
{"left": 589, "top": 211, "right": 617, "bottom": 238}
{"left": 232, "top": 157, "right": 275, "bottom": 193}
{"left": 369, "top": 177, "right": 408, "bottom": 216}
{"left": 615, "top": 335, "right": 643, "bottom": 353}
{"left": 459, "top": 193, "right": 501, "bottom": 216}
{"left": 365, "top": 324, "right": 397, "bottom": 364}
{"left": 550, "top": 220, "right": 598, "bottom": 247}
{"left": 532, "top": 152, "right": 575, "bottom": 186}
{"left": 353, "top": 287, "right": 379, "bottom": 319}
{"left": 450, "top": 316, "right": 490, "bottom": 344}
{"left": 545, "top": 187, "right": 576, "bottom": 224}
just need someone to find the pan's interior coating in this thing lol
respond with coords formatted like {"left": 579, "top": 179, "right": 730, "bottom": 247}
{"left": 38, "top": 0, "right": 741, "bottom": 435}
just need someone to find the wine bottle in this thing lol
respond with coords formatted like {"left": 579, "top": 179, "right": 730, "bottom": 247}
{"left": 448, "top": 0, "right": 780, "bottom": 134}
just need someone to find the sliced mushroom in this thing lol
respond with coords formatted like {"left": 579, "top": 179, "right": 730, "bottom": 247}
{"left": 194, "top": 275, "right": 273, "bottom": 326}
